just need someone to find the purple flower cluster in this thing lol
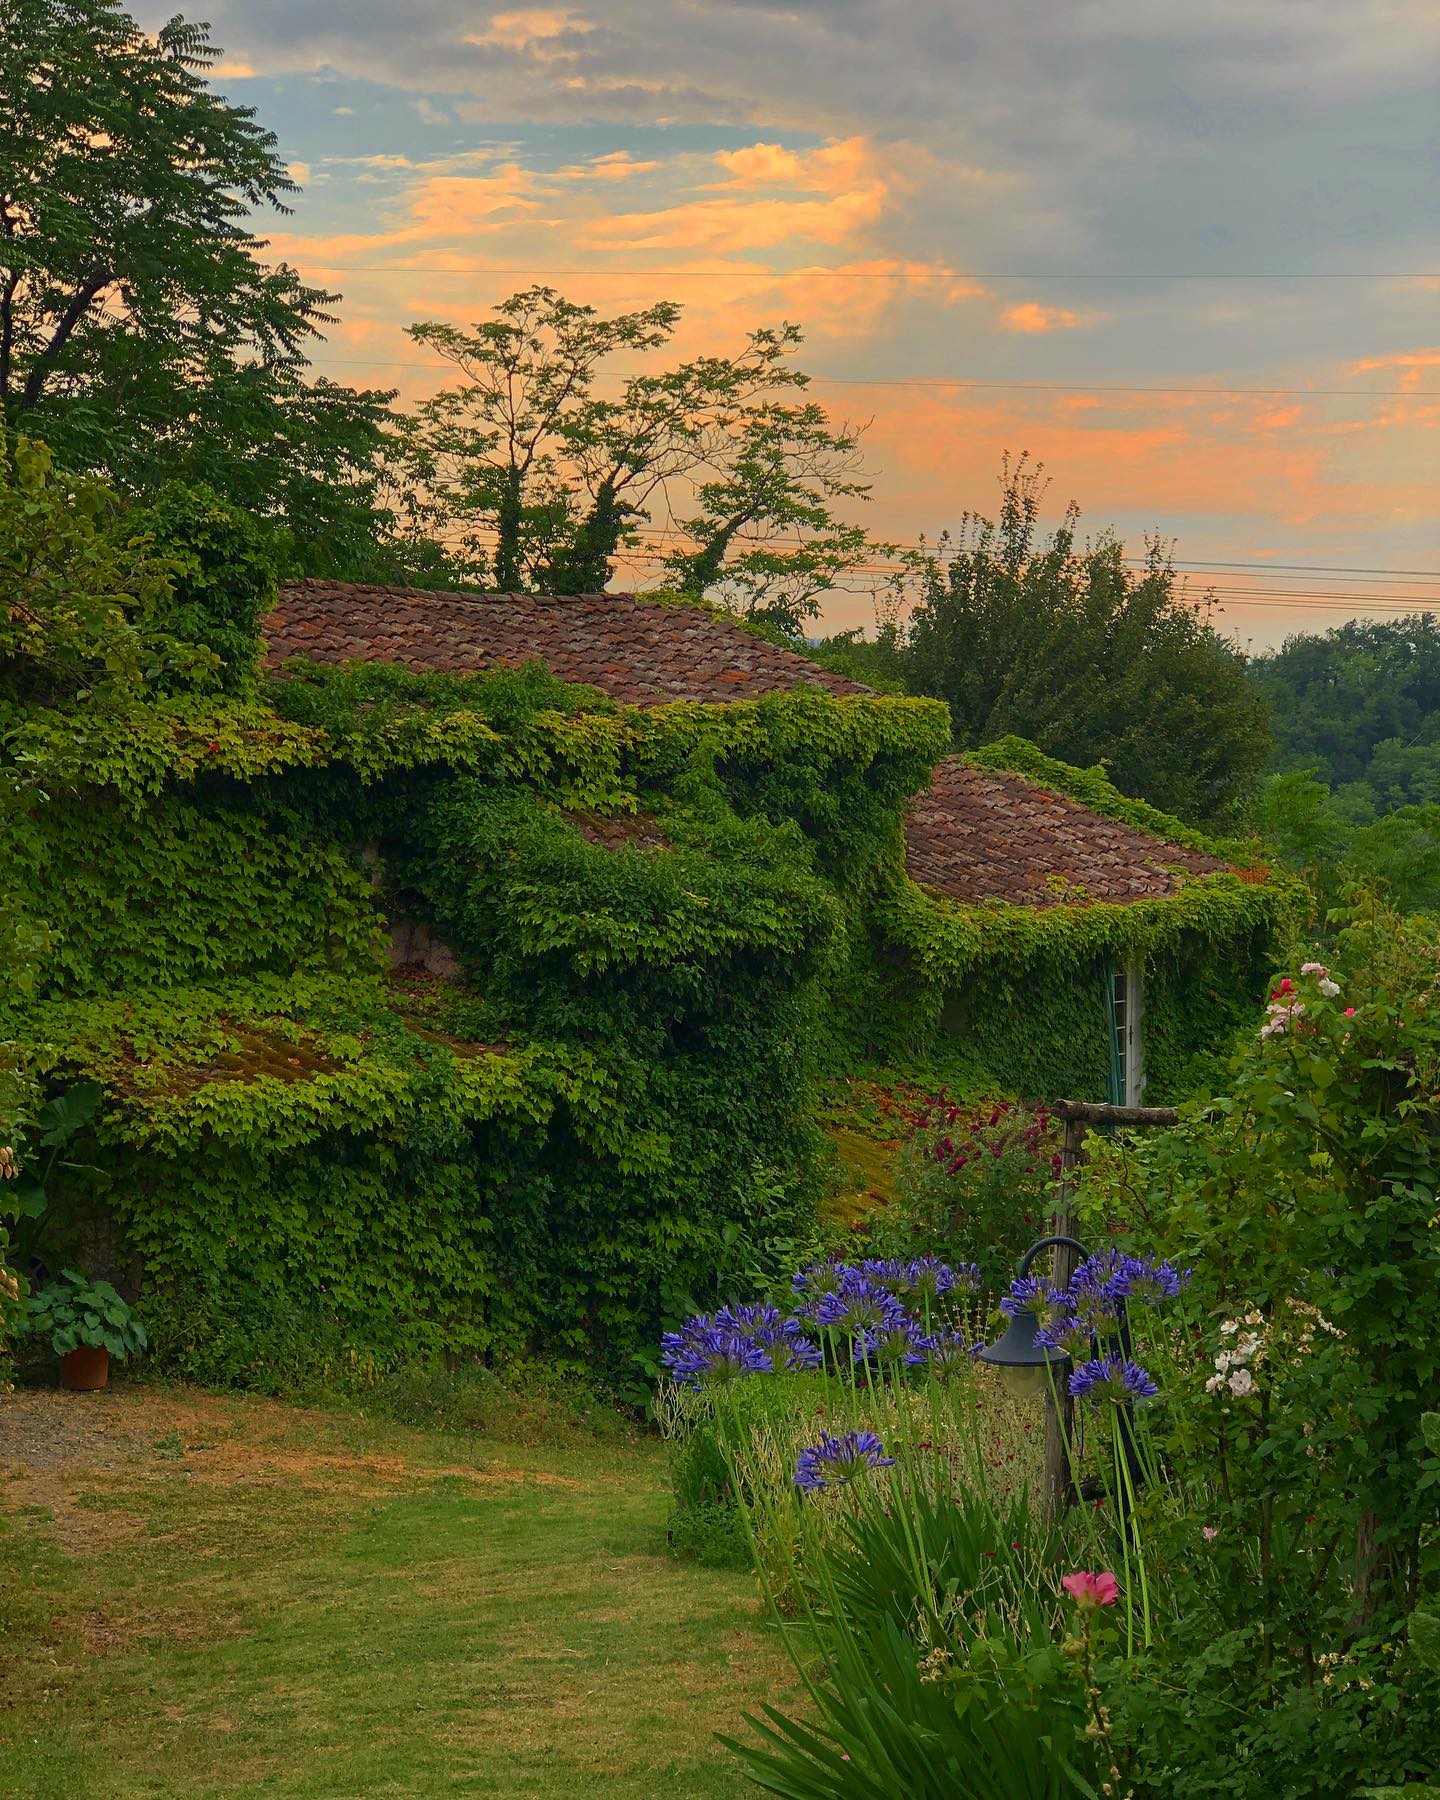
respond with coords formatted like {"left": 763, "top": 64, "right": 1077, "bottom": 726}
{"left": 1002, "top": 1247, "right": 1186, "bottom": 1402}
{"left": 663, "top": 1255, "right": 979, "bottom": 1390}
{"left": 793, "top": 1429, "right": 896, "bottom": 1494}
{"left": 1068, "top": 1355, "right": 1159, "bottom": 1405}
{"left": 715, "top": 1302, "right": 822, "bottom": 1373}
{"left": 660, "top": 1317, "right": 774, "bottom": 1389}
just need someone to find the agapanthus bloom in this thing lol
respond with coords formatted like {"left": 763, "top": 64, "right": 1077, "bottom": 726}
{"left": 862, "top": 1254, "right": 977, "bottom": 1303}
{"left": 1034, "top": 1313, "right": 1096, "bottom": 1360}
{"left": 713, "top": 1301, "right": 821, "bottom": 1372}
{"left": 860, "top": 1316, "right": 932, "bottom": 1371}
{"left": 814, "top": 1271, "right": 908, "bottom": 1337}
{"left": 1068, "top": 1354, "right": 1158, "bottom": 1405}
{"left": 1000, "top": 1274, "right": 1065, "bottom": 1320}
{"left": 927, "top": 1331, "right": 985, "bottom": 1373}
{"left": 791, "top": 1258, "right": 849, "bottom": 1298}
{"left": 793, "top": 1430, "right": 896, "bottom": 1494}
{"left": 660, "top": 1318, "right": 773, "bottom": 1389}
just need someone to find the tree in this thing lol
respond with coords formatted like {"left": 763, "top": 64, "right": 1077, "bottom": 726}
{"left": 899, "top": 457, "right": 1272, "bottom": 825}
{"left": 401, "top": 286, "right": 886, "bottom": 623}
{"left": 1253, "top": 769, "right": 1440, "bottom": 914}
{"left": 0, "top": 437, "right": 213, "bottom": 707}
{"left": 1249, "top": 617, "right": 1440, "bottom": 813}
{"left": 0, "top": 1, "right": 422, "bottom": 577}
{"left": 659, "top": 400, "right": 885, "bottom": 635}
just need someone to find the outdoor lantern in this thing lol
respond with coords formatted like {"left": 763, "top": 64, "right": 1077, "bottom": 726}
{"left": 977, "top": 1233, "right": 1090, "bottom": 1399}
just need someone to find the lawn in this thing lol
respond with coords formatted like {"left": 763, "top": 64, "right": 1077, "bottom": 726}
{"left": 0, "top": 1383, "right": 797, "bottom": 1798}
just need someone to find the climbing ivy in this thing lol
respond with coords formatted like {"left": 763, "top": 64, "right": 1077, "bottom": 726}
{"left": 2, "top": 625, "right": 1299, "bottom": 1383}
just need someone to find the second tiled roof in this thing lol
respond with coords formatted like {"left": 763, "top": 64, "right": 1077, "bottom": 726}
{"left": 904, "top": 758, "right": 1230, "bottom": 906}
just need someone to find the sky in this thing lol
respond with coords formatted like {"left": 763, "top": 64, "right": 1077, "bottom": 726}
{"left": 145, "top": 0, "right": 1438, "bottom": 644}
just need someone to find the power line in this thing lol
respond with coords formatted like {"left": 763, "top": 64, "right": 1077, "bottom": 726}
{"left": 296, "top": 263, "right": 1440, "bottom": 281}
{"left": 302, "top": 351, "right": 1433, "bottom": 400}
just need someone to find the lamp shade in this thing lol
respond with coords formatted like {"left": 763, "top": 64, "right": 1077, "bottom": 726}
{"left": 976, "top": 1308, "right": 1069, "bottom": 1373}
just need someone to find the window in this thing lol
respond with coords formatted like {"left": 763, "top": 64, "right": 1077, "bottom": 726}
{"left": 1106, "top": 960, "right": 1145, "bottom": 1106}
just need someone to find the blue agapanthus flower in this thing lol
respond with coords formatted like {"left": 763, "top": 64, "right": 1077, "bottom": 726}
{"left": 660, "top": 1316, "right": 774, "bottom": 1390}
{"left": 1068, "top": 1354, "right": 1159, "bottom": 1405}
{"left": 1033, "top": 1313, "right": 1096, "bottom": 1360}
{"left": 1071, "top": 1249, "right": 1190, "bottom": 1307}
{"left": 814, "top": 1271, "right": 908, "bottom": 1337}
{"left": 927, "top": 1331, "right": 986, "bottom": 1373}
{"left": 1000, "top": 1275, "right": 1069, "bottom": 1321}
{"left": 862, "top": 1255, "right": 979, "bottom": 1303}
{"left": 793, "top": 1429, "right": 896, "bottom": 1494}
{"left": 792, "top": 1258, "right": 850, "bottom": 1297}
{"left": 860, "top": 1316, "right": 933, "bottom": 1370}
{"left": 714, "top": 1301, "right": 821, "bottom": 1372}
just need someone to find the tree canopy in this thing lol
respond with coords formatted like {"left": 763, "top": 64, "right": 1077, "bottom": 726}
{"left": 0, "top": 1, "right": 420, "bottom": 578}
{"left": 1249, "top": 616, "right": 1440, "bottom": 812}
{"left": 893, "top": 458, "right": 1273, "bottom": 825}
{"left": 400, "top": 286, "right": 886, "bottom": 629}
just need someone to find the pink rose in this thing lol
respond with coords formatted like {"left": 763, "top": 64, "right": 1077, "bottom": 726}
{"left": 1061, "top": 1570, "right": 1119, "bottom": 1608}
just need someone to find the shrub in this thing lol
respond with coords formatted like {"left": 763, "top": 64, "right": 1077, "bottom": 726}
{"left": 26, "top": 1269, "right": 146, "bottom": 1360}
{"left": 870, "top": 1092, "right": 1062, "bottom": 1288}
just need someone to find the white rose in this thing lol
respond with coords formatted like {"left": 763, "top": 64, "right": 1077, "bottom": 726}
{"left": 1205, "top": 1374, "right": 1226, "bottom": 1393}
{"left": 1318, "top": 979, "right": 1340, "bottom": 998}
{"left": 1228, "top": 1368, "right": 1256, "bottom": 1397}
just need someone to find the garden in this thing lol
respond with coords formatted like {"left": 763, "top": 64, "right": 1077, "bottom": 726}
{"left": 5, "top": 907, "right": 1439, "bottom": 1797}
{"left": 653, "top": 916, "right": 1440, "bottom": 1798}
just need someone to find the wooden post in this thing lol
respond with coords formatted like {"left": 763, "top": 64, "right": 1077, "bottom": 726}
{"left": 1042, "top": 1112, "right": 1086, "bottom": 1521}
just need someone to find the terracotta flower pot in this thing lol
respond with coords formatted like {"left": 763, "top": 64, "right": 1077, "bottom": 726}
{"left": 59, "top": 1345, "right": 110, "bottom": 1392}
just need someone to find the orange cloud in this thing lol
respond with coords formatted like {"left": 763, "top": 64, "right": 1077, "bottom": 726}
{"left": 466, "top": 10, "right": 594, "bottom": 55}
{"left": 1351, "top": 346, "right": 1440, "bottom": 391}
{"left": 999, "top": 301, "right": 1098, "bottom": 334}
{"left": 555, "top": 150, "right": 663, "bottom": 182}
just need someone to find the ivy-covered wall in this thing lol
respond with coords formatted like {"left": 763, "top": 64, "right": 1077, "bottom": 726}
{"left": 5, "top": 655, "right": 1301, "bottom": 1385}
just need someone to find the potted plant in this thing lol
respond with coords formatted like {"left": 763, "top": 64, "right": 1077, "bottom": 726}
{"left": 26, "top": 1270, "right": 146, "bottom": 1391}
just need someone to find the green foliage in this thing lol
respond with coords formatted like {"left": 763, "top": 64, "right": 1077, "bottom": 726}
{"left": 1251, "top": 616, "right": 1440, "bottom": 808}
{"left": 1079, "top": 906, "right": 1440, "bottom": 1793}
{"left": 1254, "top": 769, "right": 1440, "bottom": 913}
{"left": 867, "top": 1095, "right": 1061, "bottom": 1288}
{"left": 896, "top": 457, "right": 1273, "bottom": 826}
{"left": 133, "top": 482, "right": 278, "bottom": 692}
{"left": 26, "top": 1267, "right": 146, "bottom": 1358}
{"left": 0, "top": 437, "right": 216, "bottom": 707}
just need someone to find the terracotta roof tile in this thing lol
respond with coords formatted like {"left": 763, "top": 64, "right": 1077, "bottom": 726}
{"left": 266, "top": 581, "right": 1231, "bottom": 907}
{"left": 267, "top": 580, "right": 869, "bottom": 705}
{"left": 904, "top": 759, "right": 1230, "bottom": 906}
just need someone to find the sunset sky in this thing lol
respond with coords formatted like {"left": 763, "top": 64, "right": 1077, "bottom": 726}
{"left": 143, "top": 0, "right": 1437, "bottom": 643}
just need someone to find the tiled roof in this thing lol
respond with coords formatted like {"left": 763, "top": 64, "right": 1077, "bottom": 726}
{"left": 904, "top": 758, "right": 1231, "bottom": 907}
{"left": 267, "top": 580, "right": 869, "bottom": 705}
{"left": 266, "top": 580, "right": 1233, "bottom": 907}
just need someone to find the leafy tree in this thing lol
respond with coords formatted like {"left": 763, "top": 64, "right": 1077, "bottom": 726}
{"left": 0, "top": 437, "right": 214, "bottom": 707}
{"left": 1250, "top": 617, "right": 1440, "bottom": 813}
{"left": 0, "top": 1, "right": 424, "bottom": 577}
{"left": 1253, "top": 769, "right": 1440, "bottom": 913}
{"left": 659, "top": 401, "right": 885, "bottom": 635}
{"left": 402, "top": 286, "right": 886, "bottom": 623}
{"left": 900, "top": 457, "right": 1272, "bottom": 824}
{"left": 132, "top": 482, "right": 277, "bottom": 694}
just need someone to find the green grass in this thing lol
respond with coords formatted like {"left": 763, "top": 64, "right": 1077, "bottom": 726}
{"left": 0, "top": 1384, "right": 797, "bottom": 1797}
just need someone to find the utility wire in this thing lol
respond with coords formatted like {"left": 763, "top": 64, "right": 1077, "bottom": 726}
{"left": 295, "top": 263, "right": 1440, "bottom": 281}
{"left": 301, "top": 351, "right": 1433, "bottom": 399}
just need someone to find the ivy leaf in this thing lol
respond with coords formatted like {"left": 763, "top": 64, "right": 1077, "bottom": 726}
{"left": 1411, "top": 1611, "right": 1440, "bottom": 1672}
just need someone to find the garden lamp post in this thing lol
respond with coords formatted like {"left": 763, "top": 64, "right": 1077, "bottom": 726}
{"left": 977, "top": 1233, "right": 1089, "bottom": 1400}
{"left": 980, "top": 1232, "right": 1146, "bottom": 1523}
